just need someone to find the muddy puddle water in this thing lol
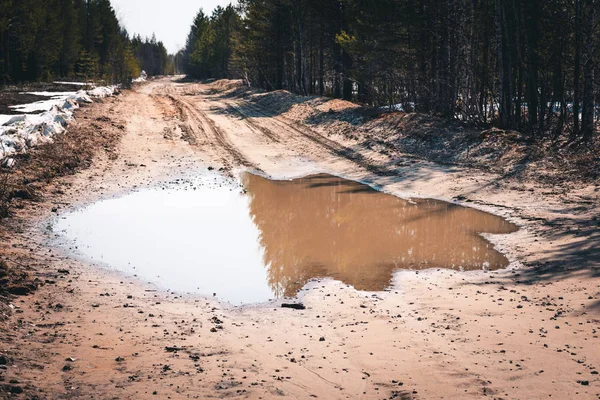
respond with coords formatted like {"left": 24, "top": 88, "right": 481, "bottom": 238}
{"left": 55, "top": 172, "right": 518, "bottom": 304}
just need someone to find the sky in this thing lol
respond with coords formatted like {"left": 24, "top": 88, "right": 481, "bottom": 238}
{"left": 110, "top": 0, "right": 237, "bottom": 54}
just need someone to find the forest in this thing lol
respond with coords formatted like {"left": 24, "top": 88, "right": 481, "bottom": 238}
{"left": 183, "top": 0, "right": 599, "bottom": 138}
{"left": 0, "top": 0, "right": 173, "bottom": 85}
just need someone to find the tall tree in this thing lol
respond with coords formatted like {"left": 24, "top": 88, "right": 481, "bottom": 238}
{"left": 0, "top": 0, "right": 172, "bottom": 85}
{"left": 181, "top": 0, "right": 598, "bottom": 138}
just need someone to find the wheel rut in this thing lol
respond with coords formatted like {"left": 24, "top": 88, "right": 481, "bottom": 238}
{"left": 226, "top": 100, "right": 397, "bottom": 176}
{"left": 174, "top": 96, "right": 261, "bottom": 171}
{"left": 150, "top": 92, "right": 246, "bottom": 170}
{"left": 220, "top": 102, "right": 282, "bottom": 144}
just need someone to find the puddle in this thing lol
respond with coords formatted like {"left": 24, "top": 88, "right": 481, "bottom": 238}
{"left": 55, "top": 172, "right": 518, "bottom": 304}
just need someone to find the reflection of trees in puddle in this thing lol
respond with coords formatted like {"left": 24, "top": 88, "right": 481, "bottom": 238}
{"left": 242, "top": 173, "right": 518, "bottom": 298}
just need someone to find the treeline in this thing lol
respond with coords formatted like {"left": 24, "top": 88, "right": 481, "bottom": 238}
{"left": 182, "top": 5, "right": 241, "bottom": 80}
{"left": 132, "top": 34, "right": 174, "bottom": 77}
{"left": 183, "top": 0, "right": 599, "bottom": 138}
{"left": 0, "top": 0, "right": 172, "bottom": 84}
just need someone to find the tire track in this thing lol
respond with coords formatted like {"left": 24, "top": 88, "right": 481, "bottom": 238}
{"left": 155, "top": 84, "right": 385, "bottom": 176}
{"left": 174, "top": 96, "right": 261, "bottom": 171}
{"left": 220, "top": 102, "right": 282, "bottom": 144}
{"left": 150, "top": 93, "right": 202, "bottom": 146}
{"left": 166, "top": 95, "right": 188, "bottom": 122}
{"left": 227, "top": 100, "right": 397, "bottom": 177}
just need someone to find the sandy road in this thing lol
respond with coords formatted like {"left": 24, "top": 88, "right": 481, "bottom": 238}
{"left": 147, "top": 79, "right": 391, "bottom": 178}
{"left": 1, "top": 77, "right": 599, "bottom": 400}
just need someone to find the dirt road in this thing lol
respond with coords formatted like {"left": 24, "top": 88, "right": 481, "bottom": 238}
{"left": 1, "top": 77, "right": 599, "bottom": 399}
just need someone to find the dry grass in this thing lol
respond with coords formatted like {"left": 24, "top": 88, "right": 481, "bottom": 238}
{"left": 0, "top": 169, "right": 10, "bottom": 219}
{"left": 0, "top": 258, "right": 38, "bottom": 297}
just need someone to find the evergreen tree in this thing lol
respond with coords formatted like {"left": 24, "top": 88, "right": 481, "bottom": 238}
{"left": 0, "top": 0, "right": 173, "bottom": 84}
{"left": 186, "top": 0, "right": 598, "bottom": 138}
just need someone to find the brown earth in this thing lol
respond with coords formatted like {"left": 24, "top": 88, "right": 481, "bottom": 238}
{"left": 0, "top": 77, "right": 599, "bottom": 399}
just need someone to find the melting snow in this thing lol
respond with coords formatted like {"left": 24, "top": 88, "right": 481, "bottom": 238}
{"left": 132, "top": 71, "right": 148, "bottom": 83}
{"left": 10, "top": 92, "right": 81, "bottom": 113}
{"left": 0, "top": 86, "right": 117, "bottom": 161}
{"left": 53, "top": 81, "right": 94, "bottom": 86}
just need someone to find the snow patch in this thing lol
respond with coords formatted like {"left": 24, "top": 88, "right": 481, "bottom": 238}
{"left": 10, "top": 92, "right": 75, "bottom": 113}
{"left": 87, "top": 86, "right": 117, "bottom": 98}
{"left": 53, "top": 81, "right": 95, "bottom": 87}
{"left": 0, "top": 85, "right": 118, "bottom": 161}
{"left": 132, "top": 70, "right": 148, "bottom": 83}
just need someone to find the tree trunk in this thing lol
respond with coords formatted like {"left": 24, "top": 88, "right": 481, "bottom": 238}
{"left": 495, "top": 0, "right": 513, "bottom": 129}
{"left": 418, "top": 0, "right": 430, "bottom": 112}
{"left": 524, "top": 0, "right": 540, "bottom": 134}
{"left": 582, "top": 0, "right": 596, "bottom": 140}
{"left": 573, "top": 0, "right": 583, "bottom": 136}
{"left": 342, "top": 49, "right": 352, "bottom": 101}
{"left": 319, "top": 39, "right": 324, "bottom": 95}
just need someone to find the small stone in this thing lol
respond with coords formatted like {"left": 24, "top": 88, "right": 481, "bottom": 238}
{"left": 281, "top": 303, "right": 306, "bottom": 310}
{"left": 10, "top": 386, "right": 23, "bottom": 394}
{"left": 7, "top": 286, "right": 31, "bottom": 296}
